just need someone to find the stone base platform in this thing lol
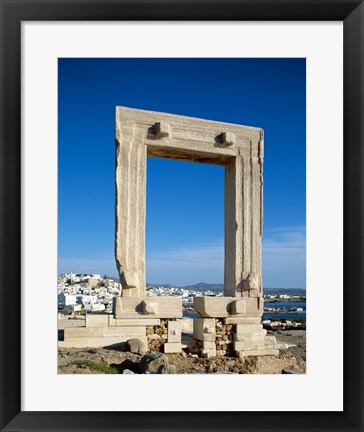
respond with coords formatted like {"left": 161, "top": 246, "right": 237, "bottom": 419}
{"left": 59, "top": 311, "right": 183, "bottom": 352}
{"left": 58, "top": 314, "right": 153, "bottom": 349}
{"left": 193, "top": 317, "right": 278, "bottom": 358}
{"left": 235, "top": 348, "right": 279, "bottom": 358}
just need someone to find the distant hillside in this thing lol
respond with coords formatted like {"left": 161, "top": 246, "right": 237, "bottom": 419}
{"left": 147, "top": 282, "right": 305, "bottom": 295}
{"left": 182, "top": 282, "right": 224, "bottom": 292}
{"left": 146, "top": 283, "right": 174, "bottom": 288}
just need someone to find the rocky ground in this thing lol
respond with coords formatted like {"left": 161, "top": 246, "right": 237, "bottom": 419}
{"left": 58, "top": 329, "right": 306, "bottom": 374}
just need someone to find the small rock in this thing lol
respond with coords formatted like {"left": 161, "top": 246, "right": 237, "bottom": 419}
{"left": 139, "top": 352, "right": 169, "bottom": 373}
{"left": 158, "top": 364, "right": 177, "bottom": 374}
{"left": 122, "top": 369, "right": 135, "bottom": 374}
{"left": 127, "top": 338, "right": 146, "bottom": 354}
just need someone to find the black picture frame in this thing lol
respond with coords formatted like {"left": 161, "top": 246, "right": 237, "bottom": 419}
{"left": 0, "top": 1, "right": 363, "bottom": 431}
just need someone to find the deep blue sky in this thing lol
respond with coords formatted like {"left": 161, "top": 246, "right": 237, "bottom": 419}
{"left": 58, "top": 58, "right": 306, "bottom": 288}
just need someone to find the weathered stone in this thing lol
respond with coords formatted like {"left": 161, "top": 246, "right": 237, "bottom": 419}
{"left": 153, "top": 121, "right": 170, "bottom": 138}
{"left": 235, "top": 348, "right": 279, "bottom": 358}
{"left": 193, "top": 318, "right": 216, "bottom": 341}
{"left": 231, "top": 299, "right": 246, "bottom": 314}
{"left": 235, "top": 323, "right": 264, "bottom": 333}
{"left": 224, "top": 317, "right": 261, "bottom": 325}
{"left": 194, "top": 296, "right": 261, "bottom": 318}
{"left": 139, "top": 352, "right": 169, "bottom": 373}
{"left": 141, "top": 300, "right": 157, "bottom": 315}
{"left": 233, "top": 336, "right": 265, "bottom": 350}
{"left": 167, "top": 320, "right": 182, "bottom": 343}
{"left": 158, "top": 364, "right": 177, "bottom": 374}
{"left": 234, "top": 331, "right": 267, "bottom": 342}
{"left": 114, "top": 107, "right": 276, "bottom": 357}
{"left": 127, "top": 338, "right": 147, "bottom": 354}
{"left": 64, "top": 326, "right": 146, "bottom": 338}
{"left": 59, "top": 337, "right": 130, "bottom": 349}
{"left": 58, "top": 319, "right": 85, "bottom": 329}
{"left": 217, "top": 131, "right": 235, "bottom": 147}
{"left": 108, "top": 316, "right": 160, "bottom": 327}
{"left": 113, "top": 297, "right": 182, "bottom": 319}
{"left": 85, "top": 315, "right": 109, "bottom": 328}
{"left": 122, "top": 369, "right": 135, "bottom": 374}
{"left": 202, "top": 341, "right": 216, "bottom": 350}
{"left": 115, "top": 107, "right": 263, "bottom": 300}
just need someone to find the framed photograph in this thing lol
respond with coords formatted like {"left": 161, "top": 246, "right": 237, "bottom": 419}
{"left": 0, "top": 1, "right": 362, "bottom": 431}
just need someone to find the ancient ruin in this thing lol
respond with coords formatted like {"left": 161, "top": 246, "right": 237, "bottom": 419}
{"left": 59, "top": 107, "right": 278, "bottom": 357}
{"left": 113, "top": 107, "right": 278, "bottom": 357}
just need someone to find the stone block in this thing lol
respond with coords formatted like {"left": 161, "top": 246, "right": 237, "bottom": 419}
{"left": 64, "top": 327, "right": 103, "bottom": 338}
{"left": 59, "top": 336, "right": 147, "bottom": 349}
{"left": 114, "top": 297, "right": 182, "bottom": 319}
{"left": 65, "top": 326, "right": 146, "bottom": 339}
{"left": 85, "top": 314, "right": 109, "bottom": 328}
{"left": 58, "top": 319, "right": 85, "bottom": 329}
{"left": 235, "top": 348, "right": 279, "bottom": 358}
{"left": 235, "top": 323, "right": 264, "bottom": 333}
{"left": 218, "top": 131, "right": 235, "bottom": 147}
{"left": 103, "top": 326, "right": 146, "bottom": 337}
{"left": 265, "top": 336, "right": 278, "bottom": 348}
{"left": 233, "top": 332, "right": 266, "bottom": 342}
{"left": 163, "top": 342, "right": 183, "bottom": 353}
{"left": 194, "top": 296, "right": 261, "bottom": 318}
{"left": 202, "top": 341, "right": 216, "bottom": 350}
{"left": 194, "top": 297, "right": 233, "bottom": 318}
{"left": 108, "top": 316, "right": 160, "bottom": 327}
{"left": 167, "top": 321, "right": 182, "bottom": 343}
{"left": 141, "top": 300, "right": 158, "bottom": 315}
{"left": 127, "top": 338, "right": 147, "bottom": 354}
{"left": 231, "top": 299, "right": 246, "bottom": 314}
{"left": 223, "top": 317, "right": 261, "bottom": 325}
{"left": 233, "top": 339, "right": 266, "bottom": 351}
{"left": 153, "top": 121, "right": 170, "bottom": 138}
{"left": 193, "top": 318, "right": 216, "bottom": 341}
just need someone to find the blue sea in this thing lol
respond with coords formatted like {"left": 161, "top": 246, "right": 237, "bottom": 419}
{"left": 263, "top": 301, "right": 306, "bottom": 321}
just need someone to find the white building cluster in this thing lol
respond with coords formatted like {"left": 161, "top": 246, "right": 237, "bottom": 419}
{"left": 146, "top": 284, "right": 223, "bottom": 308}
{"left": 58, "top": 273, "right": 121, "bottom": 315}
